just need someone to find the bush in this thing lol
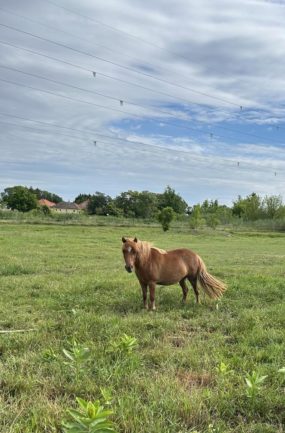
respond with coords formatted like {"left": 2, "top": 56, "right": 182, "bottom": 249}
{"left": 157, "top": 207, "right": 175, "bottom": 231}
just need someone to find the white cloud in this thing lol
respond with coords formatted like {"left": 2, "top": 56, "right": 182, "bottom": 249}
{"left": 0, "top": 0, "right": 285, "bottom": 203}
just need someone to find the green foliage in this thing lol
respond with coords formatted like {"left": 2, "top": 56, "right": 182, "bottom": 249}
{"left": 42, "top": 348, "right": 58, "bottom": 362}
{"left": 40, "top": 204, "right": 51, "bottom": 215}
{"left": 105, "top": 202, "right": 123, "bottom": 217}
{"left": 74, "top": 194, "right": 91, "bottom": 204}
{"left": 109, "top": 334, "right": 138, "bottom": 356}
{"left": 63, "top": 340, "right": 91, "bottom": 375}
{"left": 245, "top": 371, "right": 267, "bottom": 400}
{"left": 62, "top": 397, "right": 117, "bottom": 433}
{"left": 87, "top": 192, "right": 113, "bottom": 215}
{"left": 158, "top": 186, "right": 188, "bottom": 214}
{"left": 157, "top": 206, "right": 175, "bottom": 231}
{"left": 216, "top": 362, "right": 233, "bottom": 377}
{"left": 29, "top": 187, "right": 63, "bottom": 203}
{"left": 206, "top": 213, "right": 220, "bottom": 229}
{"left": 1, "top": 185, "right": 38, "bottom": 212}
{"left": 189, "top": 204, "right": 205, "bottom": 229}
{"left": 114, "top": 190, "right": 158, "bottom": 218}
{"left": 262, "top": 195, "right": 283, "bottom": 218}
{"left": 233, "top": 193, "right": 262, "bottom": 221}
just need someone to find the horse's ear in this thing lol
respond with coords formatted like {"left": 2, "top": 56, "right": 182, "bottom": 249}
{"left": 122, "top": 237, "right": 127, "bottom": 243}
{"left": 134, "top": 237, "right": 138, "bottom": 243}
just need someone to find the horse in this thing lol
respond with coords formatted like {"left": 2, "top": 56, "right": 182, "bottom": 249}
{"left": 122, "top": 237, "right": 226, "bottom": 310}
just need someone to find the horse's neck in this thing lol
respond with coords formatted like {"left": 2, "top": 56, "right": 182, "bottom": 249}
{"left": 135, "top": 244, "right": 152, "bottom": 267}
{"left": 135, "top": 245, "right": 166, "bottom": 269}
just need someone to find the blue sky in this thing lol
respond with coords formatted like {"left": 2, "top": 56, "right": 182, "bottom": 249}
{"left": 0, "top": 0, "right": 285, "bottom": 205}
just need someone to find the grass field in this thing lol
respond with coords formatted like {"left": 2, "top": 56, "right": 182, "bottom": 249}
{"left": 0, "top": 223, "right": 284, "bottom": 433}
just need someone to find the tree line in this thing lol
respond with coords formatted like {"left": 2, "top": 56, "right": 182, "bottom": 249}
{"left": 1, "top": 186, "right": 284, "bottom": 230}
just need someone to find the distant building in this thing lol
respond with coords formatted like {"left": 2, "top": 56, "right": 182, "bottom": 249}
{"left": 38, "top": 199, "right": 56, "bottom": 207}
{"left": 52, "top": 202, "right": 81, "bottom": 213}
{"left": 77, "top": 199, "right": 90, "bottom": 211}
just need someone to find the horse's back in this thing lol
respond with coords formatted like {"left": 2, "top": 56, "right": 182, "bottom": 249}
{"left": 149, "top": 247, "right": 200, "bottom": 283}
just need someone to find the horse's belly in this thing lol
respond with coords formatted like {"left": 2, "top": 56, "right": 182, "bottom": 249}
{"left": 157, "top": 280, "right": 178, "bottom": 286}
{"left": 156, "top": 268, "right": 187, "bottom": 285}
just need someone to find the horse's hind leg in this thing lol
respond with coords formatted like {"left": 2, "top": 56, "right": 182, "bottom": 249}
{"left": 188, "top": 276, "right": 200, "bottom": 304}
{"left": 149, "top": 282, "right": 156, "bottom": 311}
{"left": 179, "top": 278, "right": 189, "bottom": 303}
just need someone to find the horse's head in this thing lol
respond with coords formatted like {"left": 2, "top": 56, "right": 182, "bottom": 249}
{"left": 122, "top": 237, "right": 139, "bottom": 273}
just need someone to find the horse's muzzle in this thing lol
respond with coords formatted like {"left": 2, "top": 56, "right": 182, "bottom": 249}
{"left": 125, "top": 265, "right": 133, "bottom": 273}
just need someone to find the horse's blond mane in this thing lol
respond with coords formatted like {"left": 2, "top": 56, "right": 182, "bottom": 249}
{"left": 137, "top": 240, "right": 166, "bottom": 264}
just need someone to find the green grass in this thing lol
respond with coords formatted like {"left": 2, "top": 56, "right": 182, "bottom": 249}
{"left": 0, "top": 223, "right": 284, "bottom": 433}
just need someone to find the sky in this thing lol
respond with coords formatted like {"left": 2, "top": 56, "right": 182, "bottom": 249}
{"left": 0, "top": 0, "right": 285, "bottom": 206}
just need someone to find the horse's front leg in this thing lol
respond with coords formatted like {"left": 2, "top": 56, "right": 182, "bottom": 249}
{"left": 139, "top": 281, "right": 148, "bottom": 309}
{"left": 149, "top": 282, "right": 156, "bottom": 311}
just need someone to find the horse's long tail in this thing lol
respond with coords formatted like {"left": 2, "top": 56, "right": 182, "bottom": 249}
{"left": 197, "top": 256, "right": 227, "bottom": 299}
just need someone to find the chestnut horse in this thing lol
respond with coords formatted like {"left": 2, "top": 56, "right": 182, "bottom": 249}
{"left": 122, "top": 237, "right": 226, "bottom": 310}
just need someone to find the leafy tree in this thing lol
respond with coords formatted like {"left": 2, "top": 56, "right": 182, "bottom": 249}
{"left": 215, "top": 205, "right": 233, "bottom": 224}
{"left": 114, "top": 191, "right": 135, "bottom": 217}
{"left": 158, "top": 186, "right": 188, "bottom": 214}
{"left": 206, "top": 213, "right": 220, "bottom": 229}
{"left": 158, "top": 207, "right": 175, "bottom": 231}
{"left": 262, "top": 195, "right": 283, "bottom": 219}
{"left": 189, "top": 204, "right": 205, "bottom": 229}
{"left": 275, "top": 205, "right": 285, "bottom": 219}
{"left": 114, "top": 190, "right": 158, "bottom": 218}
{"left": 201, "top": 199, "right": 219, "bottom": 214}
{"left": 29, "top": 187, "right": 62, "bottom": 203}
{"left": 232, "top": 193, "right": 262, "bottom": 221}
{"left": 2, "top": 186, "right": 38, "bottom": 212}
{"left": 87, "top": 192, "right": 112, "bottom": 215}
{"left": 74, "top": 193, "right": 91, "bottom": 204}
{"left": 244, "top": 193, "right": 262, "bottom": 220}
{"left": 105, "top": 202, "right": 123, "bottom": 217}
{"left": 232, "top": 195, "right": 246, "bottom": 218}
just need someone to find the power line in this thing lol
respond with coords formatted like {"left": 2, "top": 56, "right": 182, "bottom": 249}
{"left": 2, "top": 40, "right": 284, "bottom": 133}
{"left": 0, "top": 76, "right": 235, "bottom": 141}
{"left": 0, "top": 64, "right": 198, "bottom": 122}
{"left": 0, "top": 39, "right": 92, "bottom": 73}
{"left": 0, "top": 5, "right": 157, "bottom": 74}
{"left": 0, "top": 112, "right": 168, "bottom": 148}
{"left": 1, "top": 116, "right": 282, "bottom": 177}
{"left": 0, "top": 22, "right": 242, "bottom": 108}
{"left": 39, "top": 0, "right": 241, "bottom": 110}
{"left": 0, "top": 4, "right": 248, "bottom": 116}
{"left": 0, "top": 112, "right": 232, "bottom": 157}
{"left": 0, "top": 119, "right": 88, "bottom": 143}
{"left": 0, "top": 64, "right": 283, "bottom": 144}
{"left": 2, "top": 39, "right": 284, "bottom": 135}
{"left": 0, "top": 40, "right": 285, "bottom": 130}
{"left": 0, "top": 39, "right": 228, "bottom": 114}
{"left": 42, "top": 0, "right": 183, "bottom": 54}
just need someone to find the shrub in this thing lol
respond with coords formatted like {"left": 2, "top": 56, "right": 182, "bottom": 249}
{"left": 157, "top": 207, "right": 175, "bottom": 231}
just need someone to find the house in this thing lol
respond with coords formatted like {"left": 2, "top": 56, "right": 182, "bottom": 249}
{"left": 38, "top": 199, "right": 56, "bottom": 207}
{"left": 77, "top": 199, "right": 90, "bottom": 211}
{"left": 52, "top": 202, "right": 81, "bottom": 213}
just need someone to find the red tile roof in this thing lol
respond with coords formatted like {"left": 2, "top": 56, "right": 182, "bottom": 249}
{"left": 38, "top": 199, "right": 56, "bottom": 207}
{"left": 77, "top": 199, "right": 90, "bottom": 210}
